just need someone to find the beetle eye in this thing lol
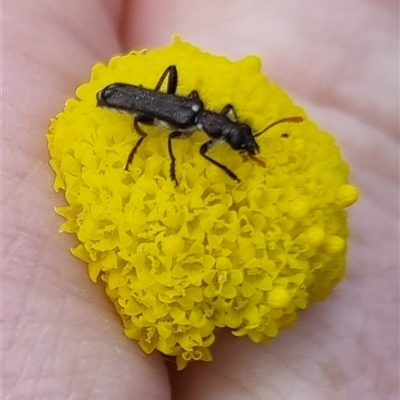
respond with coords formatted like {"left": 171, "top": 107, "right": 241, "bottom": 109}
{"left": 227, "top": 130, "right": 244, "bottom": 150}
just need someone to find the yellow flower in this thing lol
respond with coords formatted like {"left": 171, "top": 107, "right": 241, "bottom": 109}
{"left": 47, "top": 36, "right": 358, "bottom": 369}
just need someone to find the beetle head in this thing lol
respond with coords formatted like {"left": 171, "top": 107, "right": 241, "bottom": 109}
{"left": 227, "top": 124, "right": 260, "bottom": 155}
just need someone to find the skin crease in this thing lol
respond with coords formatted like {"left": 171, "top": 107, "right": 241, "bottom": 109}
{"left": 2, "top": 0, "right": 398, "bottom": 399}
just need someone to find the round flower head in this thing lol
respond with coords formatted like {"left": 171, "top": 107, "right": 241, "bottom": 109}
{"left": 47, "top": 37, "right": 358, "bottom": 370}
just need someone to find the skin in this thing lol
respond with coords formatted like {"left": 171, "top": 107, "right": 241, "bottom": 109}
{"left": 3, "top": 0, "right": 398, "bottom": 399}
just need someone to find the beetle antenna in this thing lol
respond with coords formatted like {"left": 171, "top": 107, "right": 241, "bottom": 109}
{"left": 254, "top": 116, "right": 303, "bottom": 137}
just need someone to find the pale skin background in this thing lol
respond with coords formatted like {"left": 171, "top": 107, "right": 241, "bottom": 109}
{"left": 2, "top": 1, "right": 399, "bottom": 399}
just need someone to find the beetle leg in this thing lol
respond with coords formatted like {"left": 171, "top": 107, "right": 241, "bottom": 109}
{"left": 167, "top": 131, "right": 193, "bottom": 186}
{"left": 125, "top": 115, "right": 154, "bottom": 170}
{"left": 154, "top": 65, "right": 178, "bottom": 94}
{"left": 220, "top": 104, "right": 238, "bottom": 123}
{"left": 133, "top": 114, "right": 154, "bottom": 134}
{"left": 187, "top": 90, "right": 200, "bottom": 99}
{"left": 200, "top": 140, "right": 240, "bottom": 182}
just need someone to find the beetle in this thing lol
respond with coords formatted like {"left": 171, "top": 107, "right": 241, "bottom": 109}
{"left": 96, "top": 65, "right": 302, "bottom": 185}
